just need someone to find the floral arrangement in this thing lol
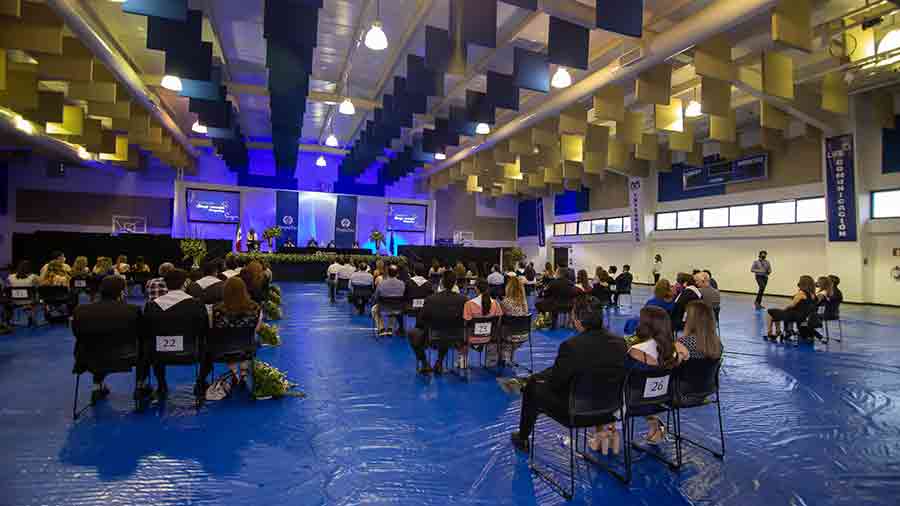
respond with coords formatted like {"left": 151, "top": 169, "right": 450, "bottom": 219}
{"left": 369, "top": 229, "right": 385, "bottom": 250}
{"left": 235, "top": 253, "right": 407, "bottom": 266}
{"left": 262, "top": 226, "right": 283, "bottom": 240}
{"left": 268, "top": 284, "right": 282, "bottom": 306}
{"left": 253, "top": 360, "right": 297, "bottom": 398}
{"left": 263, "top": 300, "right": 283, "bottom": 321}
{"left": 180, "top": 239, "right": 207, "bottom": 268}
{"left": 503, "top": 246, "right": 526, "bottom": 270}
{"left": 258, "top": 322, "right": 281, "bottom": 346}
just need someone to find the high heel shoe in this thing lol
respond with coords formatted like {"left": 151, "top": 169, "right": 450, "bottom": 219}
{"left": 589, "top": 427, "right": 611, "bottom": 455}
{"left": 609, "top": 426, "right": 620, "bottom": 455}
{"left": 646, "top": 418, "right": 666, "bottom": 445}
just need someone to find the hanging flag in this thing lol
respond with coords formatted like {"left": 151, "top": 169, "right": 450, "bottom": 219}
{"left": 234, "top": 223, "right": 242, "bottom": 252}
{"left": 825, "top": 134, "right": 857, "bottom": 242}
{"left": 629, "top": 177, "right": 645, "bottom": 243}
{"left": 536, "top": 198, "right": 545, "bottom": 247}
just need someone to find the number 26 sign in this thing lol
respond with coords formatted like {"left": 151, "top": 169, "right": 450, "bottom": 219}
{"left": 643, "top": 375, "right": 670, "bottom": 398}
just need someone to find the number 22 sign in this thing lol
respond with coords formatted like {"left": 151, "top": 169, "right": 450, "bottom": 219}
{"left": 156, "top": 335, "right": 184, "bottom": 352}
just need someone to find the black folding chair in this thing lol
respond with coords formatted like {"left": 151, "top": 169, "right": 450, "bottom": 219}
{"left": 72, "top": 335, "right": 140, "bottom": 419}
{"left": 206, "top": 326, "right": 258, "bottom": 400}
{"left": 500, "top": 314, "right": 534, "bottom": 373}
{"left": 489, "top": 284, "right": 506, "bottom": 299}
{"left": 38, "top": 285, "right": 71, "bottom": 323}
{"left": 403, "top": 297, "right": 427, "bottom": 328}
{"left": 552, "top": 300, "right": 574, "bottom": 329}
{"left": 376, "top": 296, "right": 408, "bottom": 336}
{"left": 529, "top": 370, "right": 625, "bottom": 500}
{"left": 666, "top": 358, "right": 725, "bottom": 466}
{"left": 465, "top": 315, "right": 501, "bottom": 371}
{"left": 620, "top": 368, "right": 679, "bottom": 478}
{"left": 349, "top": 285, "right": 374, "bottom": 315}
{"left": 429, "top": 273, "right": 442, "bottom": 292}
{"left": 818, "top": 299, "right": 843, "bottom": 343}
{"left": 146, "top": 325, "right": 203, "bottom": 405}
{"left": 6, "top": 286, "right": 39, "bottom": 327}
{"left": 336, "top": 278, "right": 350, "bottom": 297}
{"left": 428, "top": 324, "right": 465, "bottom": 375}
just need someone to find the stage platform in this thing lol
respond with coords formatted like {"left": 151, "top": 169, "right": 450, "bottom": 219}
{"left": 1, "top": 284, "right": 899, "bottom": 505}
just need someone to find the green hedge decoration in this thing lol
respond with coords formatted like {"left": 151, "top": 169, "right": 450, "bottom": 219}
{"left": 235, "top": 252, "right": 407, "bottom": 266}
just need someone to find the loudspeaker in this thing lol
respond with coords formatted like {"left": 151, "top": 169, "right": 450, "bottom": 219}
{"left": 46, "top": 161, "right": 65, "bottom": 178}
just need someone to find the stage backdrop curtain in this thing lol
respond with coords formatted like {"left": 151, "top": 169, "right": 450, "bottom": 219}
{"left": 334, "top": 195, "right": 358, "bottom": 248}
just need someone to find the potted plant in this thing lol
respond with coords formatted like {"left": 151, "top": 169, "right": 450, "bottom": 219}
{"left": 262, "top": 226, "right": 282, "bottom": 251}
{"left": 180, "top": 239, "right": 207, "bottom": 269}
{"left": 369, "top": 230, "right": 385, "bottom": 252}
{"left": 503, "top": 246, "right": 526, "bottom": 271}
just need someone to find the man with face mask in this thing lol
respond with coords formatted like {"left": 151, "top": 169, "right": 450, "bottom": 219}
{"left": 751, "top": 250, "right": 772, "bottom": 310}
{"left": 510, "top": 294, "right": 627, "bottom": 452}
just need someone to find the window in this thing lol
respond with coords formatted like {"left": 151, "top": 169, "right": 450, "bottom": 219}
{"left": 796, "top": 197, "right": 826, "bottom": 222}
{"left": 677, "top": 210, "right": 701, "bottom": 229}
{"left": 873, "top": 189, "right": 900, "bottom": 218}
{"left": 703, "top": 207, "right": 729, "bottom": 228}
{"left": 591, "top": 219, "right": 605, "bottom": 234}
{"left": 623, "top": 217, "right": 632, "bottom": 232}
{"left": 762, "top": 201, "right": 796, "bottom": 225}
{"left": 578, "top": 220, "right": 592, "bottom": 235}
{"left": 554, "top": 223, "right": 566, "bottom": 236}
{"left": 565, "top": 222, "right": 578, "bottom": 235}
{"left": 656, "top": 212, "right": 677, "bottom": 231}
{"left": 729, "top": 204, "right": 759, "bottom": 226}
{"left": 606, "top": 217, "right": 624, "bottom": 233}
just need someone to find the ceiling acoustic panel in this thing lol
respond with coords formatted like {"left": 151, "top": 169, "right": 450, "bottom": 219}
{"left": 486, "top": 71, "right": 519, "bottom": 111}
{"left": 466, "top": 90, "right": 495, "bottom": 124}
{"left": 500, "top": 0, "right": 537, "bottom": 9}
{"left": 596, "top": 0, "right": 644, "bottom": 38}
{"left": 123, "top": 0, "right": 187, "bottom": 21}
{"left": 450, "top": 0, "right": 497, "bottom": 49}
{"left": 513, "top": 47, "right": 549, "bottom": 93}
{"left": 549, "top": 16, "right": 589, "bottom": 70}
{"left": 146, "top": 10, "right": 201, "bottom": 51}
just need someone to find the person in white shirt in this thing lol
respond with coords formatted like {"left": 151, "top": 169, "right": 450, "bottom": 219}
{"left": 652, "top": 254, "right": 663, "bottom": 283}
{"left": 39, "top": 251, "right": 71, "bottom": 278}
{"left": 338, "top": 260, "right": 356, "bottom": 281}
{"left": 348, "top": 262, "right": 375, "bottom": 315}
{"left": 326, "top": 259, "right": 343, "bottom": 278}
{"left": 326, "top": 258, "right": 343, "bottom": 302}
{"left": 487, "top": 264, "right": 505, "bottom": 286}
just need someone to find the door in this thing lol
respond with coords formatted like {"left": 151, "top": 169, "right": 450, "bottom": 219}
{"left": 553, "top": 247, "right": 568, "bottom": 270}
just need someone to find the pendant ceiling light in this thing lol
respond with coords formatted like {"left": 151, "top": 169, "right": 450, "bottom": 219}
{"left": 364, "top": 0, "right": 388, "bottom": 51}
{"left": 339, "top": 98, "right": 356, "bottom": 115}
{"left": 316, "top": 155, "right": 327, "bottom": 167}
{"left": 77, "top": 146, "right": 91, "bottom": 160}
{"left": 551, "top": 67, "right": 572, "bottom": 89}
{"left": 325, "top": 134, "right": 339, "bottom": 147}
{"left": 878, "top": 29, "right": 900, "bottom": 66}
{"left": 475, "top": 122, "right": 490, "bottom": 135}
{"left": 191, "top": 121, "right": 208, "bottom": 134}
{"left": 434, "top": 152, "right": 446, "bottom": 160}
{"left": 160, "top": 74, "right": 182, "bottom": 92}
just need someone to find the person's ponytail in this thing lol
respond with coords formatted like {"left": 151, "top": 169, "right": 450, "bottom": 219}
{"left": 476, "top": 279, "right": 490, "bottom": 316}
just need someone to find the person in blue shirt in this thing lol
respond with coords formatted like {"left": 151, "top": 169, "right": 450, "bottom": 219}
{"left": 646, "top": 278, "right": 676, "bottom": 313}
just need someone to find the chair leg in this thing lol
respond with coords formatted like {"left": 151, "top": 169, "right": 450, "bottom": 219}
{"left": 569, "top": 427, "right": 576, "bottom": 499}
{"left": 716, "top": 398, "right": 726, "bottom": 457}
{"left": 72, "top": 373, "right": 81, "bottom": 420}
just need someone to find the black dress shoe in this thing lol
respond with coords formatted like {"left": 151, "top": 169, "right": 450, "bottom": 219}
{"left": 91, "top": 386, "right": 110, "bottom": 403}
{"left": 511, "top": 432, "right": 530, "bottom": 452}
{"left": 193, "top": 382, "right": 208, "bottom": 399}
{"left": 133, "top": 386, "right": 153, "bottom": 401}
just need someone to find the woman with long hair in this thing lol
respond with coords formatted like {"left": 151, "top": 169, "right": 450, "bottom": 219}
{"left": 646, "top": 278, "right": 676, "bottom": 313}
{"left": 132, "top": 256, "right": 151, "bottom": 273}
{"left": 765, "top": 275, "right": 817, "bottom": 340}
{"left": 461, "top": 279, "right": 503, "bottom": 369}
{"left": 240, "top": 260, "right": 266, "bottom": 303}
{"left": 208, "top": 277, "right": 261, "bottom": 385}
{"left": 92, "top": 257, "right": 113, "bottom": 277}
{"left": 575, "top": 269, "right": 591, "bottom": 293}
{"left": 39, "top": 260, "right": 70, "bottom": 287}
{"left": 71, "top": 256, "right": 90, "bottom": 276}
{"left": 676, "top": 301, "right": 722, "bottom": 361}
{"left": 499, "top": 275, "right": 529, "bottom": 365}
{"left": 628, "top": 305, "right": 679, "bottom": 444}
{"left": 114, "top": 255, "right": 130, "bottom": 275}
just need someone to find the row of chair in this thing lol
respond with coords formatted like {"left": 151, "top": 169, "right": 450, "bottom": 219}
{"left": 1, "top": 285, "right": 72, "bottom": 327}
{"left": 531, "top": 358, "right": 725, "bottom": 499}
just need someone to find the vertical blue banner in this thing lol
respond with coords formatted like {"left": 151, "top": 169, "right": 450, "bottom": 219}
{"left": 536, "top": 198, "right": 545, "bottom": 247}
{"left": 334, "top": 195, "right": 358, "bottom": 248}
{"left": 275, "top": 191, "right": 298, "bottom": 249}
{"left": 825, "top": 135, "right": 857, "bottom": 242}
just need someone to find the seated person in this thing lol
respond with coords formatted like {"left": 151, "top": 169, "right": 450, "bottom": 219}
{"left": 326, "top": 240, "right": 336, "bottom": 248}
{"left": 71, "top": 256, "right": 91, "bottom": 276}
{"left": 114, "top": 255, "right": 130, "bottom": 276}
{"left": 140, "top": 269, "right": 210, "bottom": 400}
{"left": 765, "top": 275, "right": 817, "bottom": 340}
{"left": 703, "top": 269, "right": 718, "bottom": 290}
{"left": 627, "top": 306, "right": 680, "bottom": 444}
{"left": 694, "top": 271, "right": 721, "bottom": 315}
{"left": 612, "top": 265, "right": 633, "bottom": 306}
{"left": 199, "top": 277, "right": 262, "bottom": 389}
{"left": 306, "top": 238, "right": 318, "bottom": 248}
{"left": 222, "top": 256, "right": 242, "bottom": 279}
{"left": 671, "top": 272, "right": 702, "bottom": 332}
{"left": 72, "top": 276, "right": 142, "bottom": 402}
{"left": 405, "top": 263, "right": 433, "bottom": 304}
{"left": 646, "top": 278, "right": 675, "bottom": 313}
{"left": 282, "top": 238, "right": 296, "bottom": 249}
{"left": 186, "top": 260, "right": 226, "bottom": 305}
{"left": 407, "top": 271, "right": 468, "bottom": 374}
{"left": 511, "top": 295, "right": 626, "bottom": 452}
{"left": 371, "top": 265, "right": 406, "bottom": 336}
{"left": 826, "top": 274, "right": 844, "bottom": 317}
{"left": 535, "top": 267, "right": 576, "bottom": 328}
{"left": 240, "top": 261, "right": 269, "bottom": 304}
{"left": 675, "top": 301, "right": 722, "bottom": 362}
{"left": 39, "top": 260, "right": 71, "bottom": 287}
{"left": 348, "top": 262, "right": 375, "bottom": 314}
{"left": 461, "top": 279, "right": 504, "bottom": 369}
{"left": 92, "top": 257, "right": 114, "bottom": 278}
{"left": 487, "top": 264, "right": 505, "bottom": 288}
{"left": 575, "top": 269, "right": 591, "bottom": 293}
{"left": 337, "top": 257, "right": 356, "bottom": 284}
{"left": 590, "top": 266, "right": 613, "bottom": 306}
{"left": 40, "top": 251, "right": 71, "bottom": 277}
{"left": 145, "top": 262, "right": 175, "bottom": 302}
{"left": 499, "top": 276, "right": 530, "bottom": 364}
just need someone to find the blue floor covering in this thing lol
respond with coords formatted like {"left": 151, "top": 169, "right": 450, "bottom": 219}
{"left": 2, "top": 282, "right": 900, "bottom": 505}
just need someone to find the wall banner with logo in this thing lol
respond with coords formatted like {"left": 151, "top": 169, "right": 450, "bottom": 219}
{"left": 825, "top": 135, "right": 857, "bottom": 242}
{"left": 536, "top": 197, "right": 545, "bottom": 247}
{"left": 629, "top": 177, "right": 645, "bottom": 243}
{"left": 334, "top": 195, "right": 358, "bottom": 248}
{"left": 275, "top": 191, "right": 298, "bottom": 249}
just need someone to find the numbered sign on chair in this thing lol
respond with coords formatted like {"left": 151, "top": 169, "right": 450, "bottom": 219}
{"left": 10, "top": 289, "right": 28, "bottom": 299}
{"left": 156, "top": 335, "right": 184, "bottom": 352}
{"left": 412, "top": 298, "right": 425, "bottom": 309}
{"left": 74, "top": 280, "right": 87, "bottom": 288}
{"left": 643, "top": 375, "right": 670, "bottom": 398}
{"left": 474, "top": 322, "right": 492, "bottom": 335}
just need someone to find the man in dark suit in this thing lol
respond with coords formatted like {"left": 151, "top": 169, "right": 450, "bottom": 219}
{"left": 404, "top": 263, "right": 434, "bottom": 301}
{"left": 407, "top": 270, "right": 468, "bottom": 374}
{"left": 511, "top": 295, "right": 626, "bottom": 451}
{"left": 535, "top": 267, "right": 577, "bottom": 329}
{"left": 186, "top": 260, "right": 225, "bottom": 305}
{"left": 140, "top": 269, "right": 210, "bottom": 400}
{"left": 671, "top": 273, "right": 702, "bottom": 332}
{"left": 72, "top": 276, "right": 142, "bottom": 402}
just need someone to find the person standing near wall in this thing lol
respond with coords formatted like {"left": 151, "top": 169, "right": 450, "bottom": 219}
{"left": 652, "top": 254, "right": 663, "bottom": 283}
{"left": 751, "top": 250, "right": 772, "bottom": 310}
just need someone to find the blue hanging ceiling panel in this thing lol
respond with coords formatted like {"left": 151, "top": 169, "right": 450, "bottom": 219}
{"left": 596, "top": 0, "right": 644, "bottom": 38}
{"left": 435, "top": 118, "right": 459, "bottom": 146}
{"left": 425, "top": 26, "right": 451, "bottom": 72}
{"left": 123, "top": 0, "right": 187, "bottom": 21}
{"left": 422, "top": 129, "right": 441, "bottom": 154}
{"left": 264, "top": 0, "right": 320, "bottom": 49}
{"left": 486, "top": 71, "right": 519, "bottom": 111}
{"left": 549, "top": 16, "right": 589, "bottom": 70}
{"left": 146, "top": 10, "right": 201, "bottom": 51}
{"left": 500, "top": 0, "right": 537, "bottom": 9}
{"left": 450, "top": 0, "right": 498, "bottom": 49}
{"left": 164, "top": 41, "right": 212, "bottom": 81}
{"left": 466, "top": 90, "right": 495, "bottom": 124}
{"left": 513, "top": 47, "right": 549, "bottom": 93}
{"left": 407, "top": 55, "right": 443, "bottom": 97}
{"left": 450, "top": 105, "right": 477, "bottom": 136}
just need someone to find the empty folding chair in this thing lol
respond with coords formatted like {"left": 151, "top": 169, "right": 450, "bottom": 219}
{"left": 666, "top": 358, "right": 725, "bottom": 466}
